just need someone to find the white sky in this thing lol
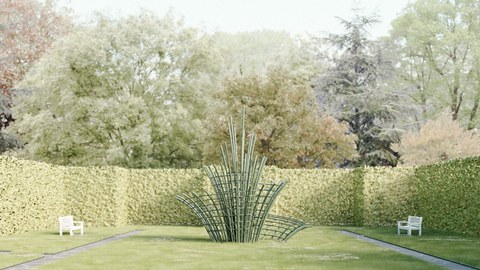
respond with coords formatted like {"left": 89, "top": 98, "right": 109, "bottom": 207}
{"left": 58, "top": 0, "right": 413, "bottom": 38}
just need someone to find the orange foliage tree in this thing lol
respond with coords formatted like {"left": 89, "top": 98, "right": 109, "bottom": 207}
{"left": 394, "top": 113, "right": 480, "bottom": 166}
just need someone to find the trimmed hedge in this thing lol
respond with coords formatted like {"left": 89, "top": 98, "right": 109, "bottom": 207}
{"left": 126, "top": 168, "right": 206, "bottom": 226}
{"left": 0, "top": 156, "right": 479, "bottom": 235}
{"left": 0, "top": 157, "right": 64, "bottom": 234}
{"left": 362, "top": 167, "right": 416, "bottom": 227}
{"left": 414, "top": 157, "right": 480, "bottom": 235}
{"left": 264, "top": 167, "right": 356, "bottom": 225}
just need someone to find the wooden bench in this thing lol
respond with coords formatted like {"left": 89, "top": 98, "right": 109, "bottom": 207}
{"left": 59, "top": 216, "right": 84, "bottom": 236}
{"left": 397, "top": 216, "right": 422, "bottom": 236}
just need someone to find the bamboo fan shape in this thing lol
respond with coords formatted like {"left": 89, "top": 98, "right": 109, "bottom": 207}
{"left": 176, "top": 112, "right": 307, "bottom": 242}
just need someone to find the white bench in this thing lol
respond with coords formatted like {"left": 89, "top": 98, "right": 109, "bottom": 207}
{"left": 59, "top": 216, "right": 84, "bottom": 236}
{"left": 397, "top": 216, "right": 422, "bottom": 236}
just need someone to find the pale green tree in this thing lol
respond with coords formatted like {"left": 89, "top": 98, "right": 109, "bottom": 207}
{"left": 212, "top": 30, "right": 323, "bottom": 81}
{"left": 391, "top": 0, "right": 480, "bottom": 128}
{"left": 12, "top": 13, "right": 221, "bottom": 168}
{"left": 203, "top": 68, "right": 357, "bottom": 168}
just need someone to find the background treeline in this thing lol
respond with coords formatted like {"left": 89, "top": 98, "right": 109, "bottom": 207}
{"left": 3, "top": 0, "right": 480, "bottom": 169}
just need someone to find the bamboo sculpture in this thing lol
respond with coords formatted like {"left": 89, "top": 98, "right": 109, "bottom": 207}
{"left": 176, "top": 111, "right": 307, "bottom": 242}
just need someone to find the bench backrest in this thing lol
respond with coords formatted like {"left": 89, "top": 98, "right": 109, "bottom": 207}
{"left": 59, "top": 216, "right": 74, "bottom": 226}
{"left": 408, "top": 216, "right": 422, "bottom": 226}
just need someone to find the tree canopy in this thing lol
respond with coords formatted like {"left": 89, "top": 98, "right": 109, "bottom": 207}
{"left": 316, "top": 14, "right": 401, "bottom": 167}
{"left": 13, "top": 13, "right": 220, "bottom": 168}
{"left": 204, "top": 68, "right": 357, "bottom": 168}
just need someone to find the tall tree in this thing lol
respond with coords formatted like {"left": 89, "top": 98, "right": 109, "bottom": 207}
{"left": 316, "top": 14, "right": 401, "bottom": 167}
{"left": 0, "top": 0, "right": 72, "bottom": 97}
{"left": 391, "top": 0, "right": 480, "bottom": 128}
{"left": 12, "top": 13, "right": 220, "bottom": 168}
{"left": 212, "top": 30, "right": 322, "bottom": 80}
{"left": 203, "top": 68, "right": 357, "bottom": 168}
{"left": 0, "top": 0, "right": 69, "bottom": 154}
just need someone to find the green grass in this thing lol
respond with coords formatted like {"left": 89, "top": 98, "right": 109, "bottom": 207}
{"left": 0, "top": 226, "right": 136, "bottom": 269}
{"left": 2, "top": 226, "right": 469, "bottom": 269}
{"left": 345, "top": 226, "right": 480, "bottom": 268}
{"left": 27, "top": 226, "right": 442, "bottom": 270}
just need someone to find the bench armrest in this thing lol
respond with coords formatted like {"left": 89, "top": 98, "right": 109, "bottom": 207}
{"left": 73, "top": 221, "right": 84, "bottom": 226}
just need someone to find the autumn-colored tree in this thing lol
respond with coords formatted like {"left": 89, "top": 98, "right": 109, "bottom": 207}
{"left": 394, "top": 112, "right": 480, "bottom": 166}
{"left": 0, "top": 0, "right": 72, "bottom": 96}
{"left": 204, "top": 68, "right": 357, "bottom": 168}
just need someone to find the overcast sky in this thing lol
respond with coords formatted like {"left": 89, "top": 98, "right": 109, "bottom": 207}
{"left": 58, "top": 0, "right": 413, "bottom": 38}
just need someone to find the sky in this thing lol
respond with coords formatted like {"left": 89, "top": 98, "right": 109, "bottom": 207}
{"left": 58, "top": 0, "right": 413, "bottom": 38}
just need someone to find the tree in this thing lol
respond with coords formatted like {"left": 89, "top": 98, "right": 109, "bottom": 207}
{"left": 203, "top": 68, "right": 357, "bottom": 168}
{"left": 394, "top": 112, "right": 480, "bottom": 166}
{"left": 212, "top": 30, "right": 322, "bottom": 80}
{"left": 0, "top": 0, "right": 70, "bottom": 154}
{"left": 12, "top": 13, "right": 220, "bottom": 168}
{"left": 316, "top": 14, "right": 401, "bottom": 167}
{"left": 390, "top": 0, "right": 480, "bottom": 128}
{"left": 0, "top": 0, "right": 72, "bottom": 97}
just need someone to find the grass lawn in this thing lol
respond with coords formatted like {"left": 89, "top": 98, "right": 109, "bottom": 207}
{"left": 0, "top": 226, "right": 442, "bottom": 270}
{"left": 0, "top": 226, "right": 137, "bottom": 269}
{"left": 345, "top": 226, "right": 480, "bottom": 268}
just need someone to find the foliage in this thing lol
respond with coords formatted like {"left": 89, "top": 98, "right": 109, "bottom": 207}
{"left": 1, "top": 154, "right": 479, "bottom": 236}
{"left": 390, "top": 0, "right": 480, "bottom": 128}
{"left": 0, "top": 157, "right": 64, "bottom": 234}
{"left": 0, "top": 0, "right": 70, "bottom": 154}
{"left": 204, "top": 68, "right": 357, "bottom": 168}
{"left": 177, "top": 112, "right": 307, "bottom": 242}
{"left": 316, "top": 14, "right": 401, "bottom": 167}
{"left": 12, "top": 12, "right": 220, "bottom": 168}
{"left": 394, "top": 112, "right": 480, "bottom": 166}
{"left": 0, "top": 0, "right": 72, "bottom": 97}
{"left": 414, "top": 156, "right": 480, "bottom": 236}
{"left": 362, "top": 167, "right": 416, "bottom": 226}
{"left": 212, "top": 30, "right": 322, "bottom": 80}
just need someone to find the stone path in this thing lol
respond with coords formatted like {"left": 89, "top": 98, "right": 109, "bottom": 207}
{"left": 340, "top": 230, "right": 479, "bottom": 270}
{"left": 3, "top": 230, "right": 141, "bottom": 270}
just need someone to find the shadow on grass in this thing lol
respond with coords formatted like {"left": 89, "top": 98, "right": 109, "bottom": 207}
{"left": 131, "top": 234, "right": 211, "bottom": 243}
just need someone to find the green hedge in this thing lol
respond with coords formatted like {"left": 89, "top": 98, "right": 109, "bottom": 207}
{"left": 264, "top": 167, "right": 356, "bottom": 225}
{"left": 0, "top": 156, "right": 479, "bottom": 236}
{"left": 362, "top": 167, "right": 416, "bottom": 227}
{"left": 126, "top": 168, "right": 206, "bottom": 226}
{"left": 414, "top": 157, "right": 480, "bottom": 235}
{"left": 0, "top": 157, "right": 64, "bottom": 234}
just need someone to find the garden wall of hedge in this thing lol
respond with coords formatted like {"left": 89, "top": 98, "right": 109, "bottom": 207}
{"left": 0, "top": 156, "right": 478, "bottom": 235}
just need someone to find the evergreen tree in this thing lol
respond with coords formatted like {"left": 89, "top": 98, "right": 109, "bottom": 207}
{"left": 316, "top": 14, "right": 400, "bottom": 167}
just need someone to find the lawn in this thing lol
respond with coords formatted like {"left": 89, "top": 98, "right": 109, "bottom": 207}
{"left": 0, "top": 226, "right": 137, "bottom": 269}
{"left": 345, "top": 226, "right": 480, "bottom": 268}
{"left": 0, "top": 226, "right": 446, "bottom": 270}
